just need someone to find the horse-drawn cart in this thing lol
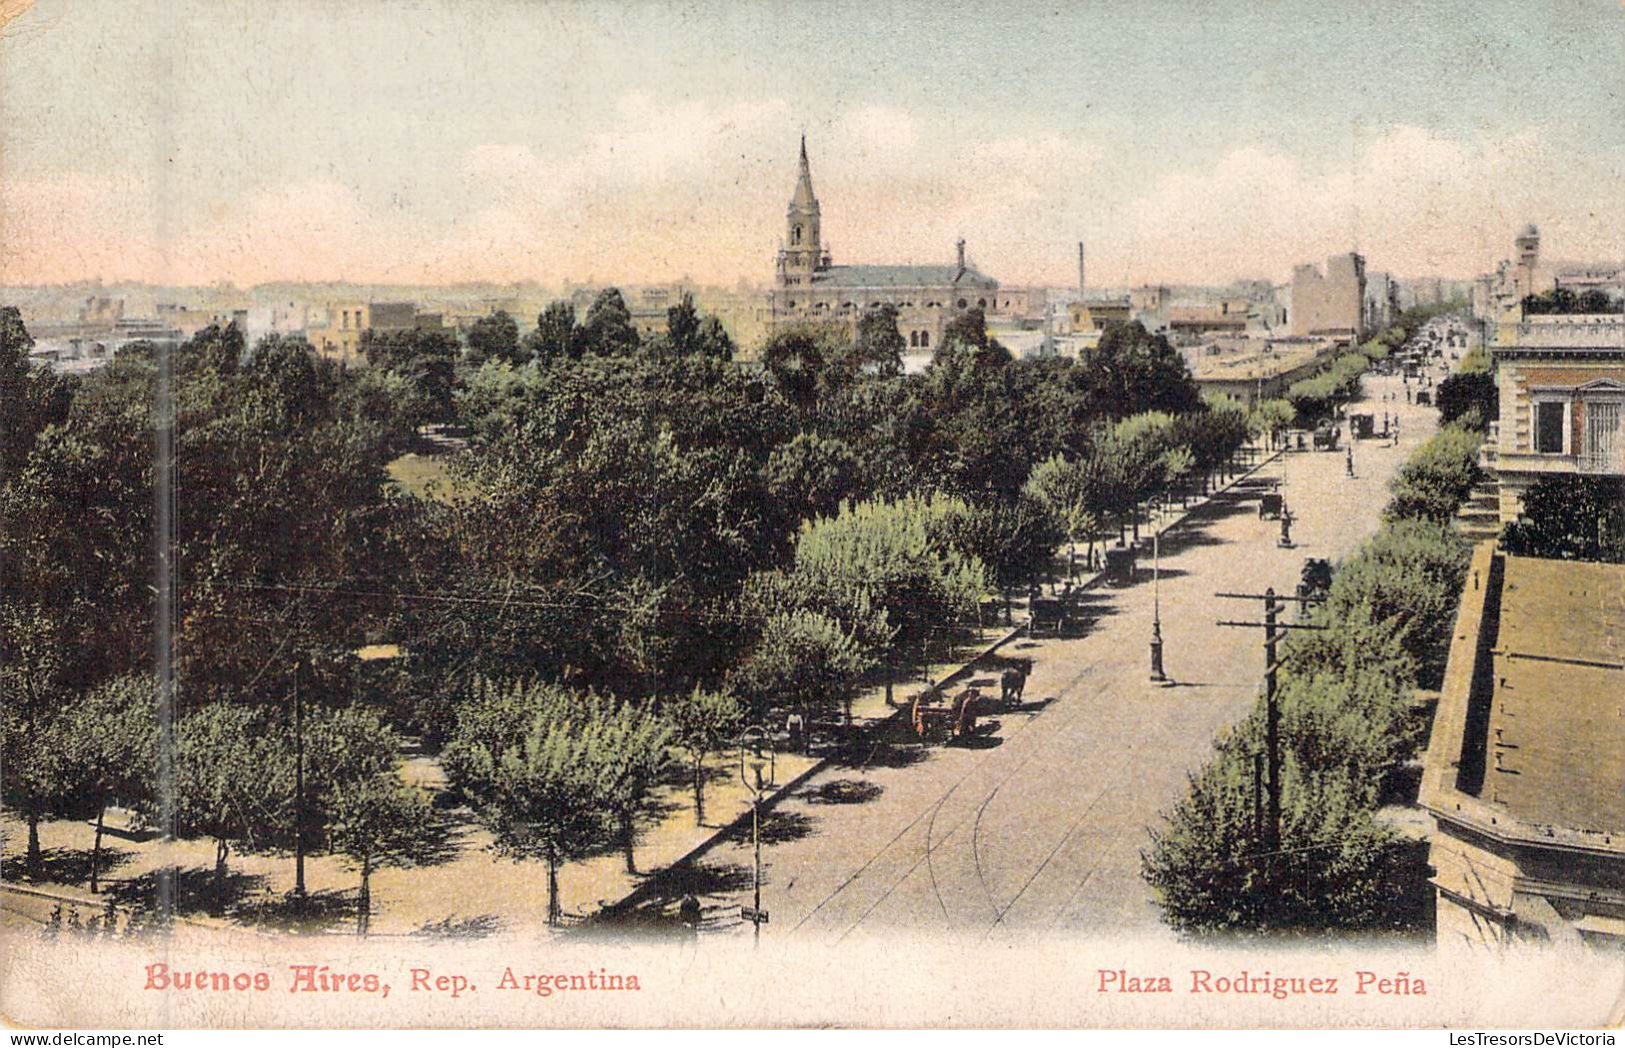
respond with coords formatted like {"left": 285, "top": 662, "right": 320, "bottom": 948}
{"left": 911, "top": 687, "right": 980, "bottom": 743}
{"left": 1103, "top": 545, "right": 1137, "bottom": 587}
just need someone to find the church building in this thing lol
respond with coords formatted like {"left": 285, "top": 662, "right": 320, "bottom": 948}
{"left": 768, "top": 137, "right": 1041, "bottom": 349}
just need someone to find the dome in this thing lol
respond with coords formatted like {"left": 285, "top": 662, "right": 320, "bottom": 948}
{"left": 1519, "top": 223, "right": 1539, "bottom": 239}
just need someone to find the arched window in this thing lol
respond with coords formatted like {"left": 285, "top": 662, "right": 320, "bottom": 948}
{"left": 920, "top": 331, "right": 930, "bottom": 348}
{"left": 957, "top": 299, "right": 967, "bottom": 309}
{"left": 909, "top": 331, "right": 919, "bottom": 348}
{"left": 792, "top": 225, "right": 802, "bottom": 245}
{"left": 977, "top": 298, "right": 987, "bottom": 308}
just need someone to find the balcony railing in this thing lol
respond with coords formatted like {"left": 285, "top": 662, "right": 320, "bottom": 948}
{"left": 1501, "top": 319, "right": 1625, "bottom": 350}
{"left": 1578, "top": 452, "right": 1625, "bottom": 475}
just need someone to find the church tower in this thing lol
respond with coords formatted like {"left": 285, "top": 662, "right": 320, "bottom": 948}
{"left": 781, "top": 135, "right": 826, "bottom": 284}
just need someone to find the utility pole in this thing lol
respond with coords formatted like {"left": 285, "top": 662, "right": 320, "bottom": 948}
{"left": 738, "top": 727, "right": 775, "bottom": 945}
{"left": 1216, "top": 588, "right": 1328, "bottom": 850}
{"left": 293, "top": 657, "right": 306, "bottom": 898}
{"left": 1263, "top": 592, "right": 1280, "bottom": 847}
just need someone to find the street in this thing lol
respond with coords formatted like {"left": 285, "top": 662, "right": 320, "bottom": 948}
{"left": 617, "top": 369, "right": 1443, "bottom": 943}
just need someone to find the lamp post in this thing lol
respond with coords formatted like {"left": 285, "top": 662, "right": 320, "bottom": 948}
{"left": 1149, "top": 498, "right": 1171, "bottom": 686}
{"left": 738, "top": 726, "right": 777, "bottom": 946}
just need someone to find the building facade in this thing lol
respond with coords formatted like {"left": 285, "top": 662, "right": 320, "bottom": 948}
{"left": 1289, "top": 252, "right": 1367, "bottom": 340}
{"left": 1421, "top": 544, "right": 1625, "bottom": 950}
{"left": 1489, "top": 313, "right": 1625, "bottom": 521}
{"left": 767, "top": 138, "right": 1042, "bottom": 349}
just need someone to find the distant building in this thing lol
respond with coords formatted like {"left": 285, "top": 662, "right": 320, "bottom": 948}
{"left": 1186, "top": 336, "right": 1337, "bottom": 406}
{"left": 1364, "top": 270, "right": 1399, "bottom": 334}
{"left": 1067, "top": 298, "right": 1132, "bottom": 335}
{"left": 1289, "top": 253, "right": 1366, "bottom": 340}
{"left": 768, "top": 137, "right": 1042, "bottom": 350}
{"left": 308, "top": 300, "right": 436, "bottom": 364}
{"left": 1422, "top": 545, "right": 1625, "bottom": 949}
{"left": 1488, "top": 312, "right": 1625, "bottom": 521}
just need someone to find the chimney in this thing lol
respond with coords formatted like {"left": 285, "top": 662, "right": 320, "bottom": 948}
{"left": 956, "top": 238, "right": 966, "bottom": 271}
{"left": 1078, "top": 241, "right": 1086, "bottom": 296}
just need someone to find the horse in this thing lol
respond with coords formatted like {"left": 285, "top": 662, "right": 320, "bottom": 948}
{"left": 1000, "top": 663, "right": 1029, "bottom": 708}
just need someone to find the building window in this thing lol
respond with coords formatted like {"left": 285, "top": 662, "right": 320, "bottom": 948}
{"left": 1584, "top": 399, "right": 1623, "bottom": 469}
{"left": 957, "top": 299, "right": 968, "bottom": 309}
{"left": 1534, "top": 400, "right": 1567, "bottom": 454}
{"left": 978, "top": 298, "right": 987, "bottom": 308}
{"left": 792, "top": 225, "right": 802, "bottom": 245}
{"left": 920, "top": 330, "right": 929, "bottom": 348}
{"left": 909, "top": 331, "right": 919, "bottom": 348}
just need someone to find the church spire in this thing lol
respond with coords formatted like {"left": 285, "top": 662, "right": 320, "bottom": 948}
{"left": 791, "top": 133, "right": 817, "bottom": 210}
{"left": 783, "top": 134, "right": 823, "bottom": 279}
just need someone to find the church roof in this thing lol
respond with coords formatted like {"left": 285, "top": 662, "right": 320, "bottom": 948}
{"left": 812, "top": 264, "right": 998, "bottom": 290}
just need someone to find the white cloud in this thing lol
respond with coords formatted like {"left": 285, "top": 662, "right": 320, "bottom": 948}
{"left": 3, "top": 105, "right": 1620, "bottom": 290}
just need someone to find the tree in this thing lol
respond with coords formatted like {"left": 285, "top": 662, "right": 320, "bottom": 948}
{"left": 763, "top": 432, "right": 864, "bottom": 533}
{"left": 731, "top": 608, "right": 870, "bottom": 725}
{"left": 1249, "top": 399, "right": 1295, "bottom": 451}
{"left": 1024, "top": 454, "right": 1102, "bottom": 579}
{"left": 666, "top": 687, "right": 742, "bottom": 826}
{"left": 1501, "top": 474, "right": 1625, "bottom": 563}
{"left": 939, "top": 308, "right": 1012, "bottom": 368}
{"left": 361, "top": 328, "right": 458, "bottom": 424}
{"left": 172, "top": 704, "right": 291, "bottom": 906}
{"left": 526, "top": 301, "right": 580, "bottom": 364}
{"left": 1385, "top": 426, "right": 1481, "bottom": 523}
{"left": 0, "top": 306, "right": 75, "bottom": 484}
{"left": 457, "top": 716, "right": 610, "bottom": 925}
{"left": 1143, "top": 745, "right": 1426, "bottom": 936}
{"left": 940, "top": 496, "right": 1063, "bottom": 617}
{"left": 578, "top": 289, "right": 639, "bottom": 356}
{"left": 325, "top": 771, "right": 436, "bottom": 935}
{"left": 0, "top": 680, "right": 71, "bottom": 878}
{"left": 582, "top": 701, "right": 674, "bottom": 874}
{"left": 465, "top": 310, "right": 524, "bottom": 367}
{"left": 59, "top": 674, "right": 157, "bottom": 893}
{"left": 761, "top": 323, "right": 843, "bottom": 412}
{"left": 848, "top": 306, "right": 906, "bottom": 377}
{"left": 1322, "top": 517, "right": 1469, "bottom": 689}
{"left": 1087, "top": 321, "right": 1202, "bottom": 419}
{"left": 665, "top": 293, "right": 702, "bottom": 355}
{"left": 781, "top": 494, "right": 989, "bottom": 670}
{"left": 1434, "top": 372, "right": 1497, "bottom": 432}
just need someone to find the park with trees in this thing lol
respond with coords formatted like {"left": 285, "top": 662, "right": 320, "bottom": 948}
{"left": 1, "top": 299, "right": 1254, "bottom": 934}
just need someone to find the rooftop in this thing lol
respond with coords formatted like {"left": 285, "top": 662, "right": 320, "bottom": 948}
{"left": 1483, "top": 555, "right": 1625, "bottom": 836}
{"left": 810, "top": 264, "right": 998, "bottom": 291}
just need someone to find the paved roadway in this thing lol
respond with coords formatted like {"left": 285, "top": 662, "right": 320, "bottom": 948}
{"left": 614, "top": 370, "right": 1443, "bottom": 943}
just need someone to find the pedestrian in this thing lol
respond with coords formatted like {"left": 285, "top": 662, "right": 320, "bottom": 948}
{"left": 679, "top": 894, "right": 702, "bottom": 939}
{"left": 785, "top": 709, "right": 806, "bottom": 754}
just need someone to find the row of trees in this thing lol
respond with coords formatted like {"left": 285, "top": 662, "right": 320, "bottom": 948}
{"left": 1142, "top": 423, "right": 1482, "bottom": 936}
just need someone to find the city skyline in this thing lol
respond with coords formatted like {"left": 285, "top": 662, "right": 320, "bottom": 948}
{"left": 2, "top": 0, "right": 1623, "bottom": 290}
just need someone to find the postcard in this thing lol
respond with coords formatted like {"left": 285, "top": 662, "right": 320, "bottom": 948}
{"left": 3, "top": 0, "right": 1624, "bottom": 1031}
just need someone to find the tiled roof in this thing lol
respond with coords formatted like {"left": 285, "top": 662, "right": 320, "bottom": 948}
{"left": 1486, "top": 555, "right": 1625, "bottom": 836}
{"left": 810, "top": 265, "right": 998, "bottom": 290}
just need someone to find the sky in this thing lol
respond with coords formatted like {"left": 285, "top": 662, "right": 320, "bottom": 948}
{"left": 2, "top": 0, "right": 1623, "bottom": 289}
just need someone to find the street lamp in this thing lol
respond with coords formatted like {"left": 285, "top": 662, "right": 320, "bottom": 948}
{"left": 1149, "top": 498, "right": 1171, "bottom": 686}
{"left": 737, "top": 726, "right": 777, "bottom": 946}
